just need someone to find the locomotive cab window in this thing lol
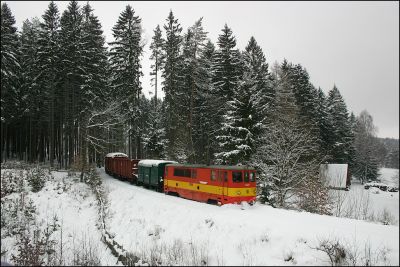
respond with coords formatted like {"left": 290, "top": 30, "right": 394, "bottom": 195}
{"left": 232, "top": 171, "right": 243, "bottom": 183}
{"left": 249, "top": 172, "right": 255, "bottom": 182}
{"left": 192, "top": 169, "right": 197, "bottom": 179}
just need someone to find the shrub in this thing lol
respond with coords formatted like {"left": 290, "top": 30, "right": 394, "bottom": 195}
{"left": 27, "top": 166, "right": 52, "bottom": 193}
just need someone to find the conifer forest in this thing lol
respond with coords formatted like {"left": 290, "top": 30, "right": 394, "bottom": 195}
{"left": 1, "top": 1, "right": 398, "bottom": 198}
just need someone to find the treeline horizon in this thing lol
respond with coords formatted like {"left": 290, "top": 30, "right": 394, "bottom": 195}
{"left": 1, "top": 0, "right": 398, "bottom": 187}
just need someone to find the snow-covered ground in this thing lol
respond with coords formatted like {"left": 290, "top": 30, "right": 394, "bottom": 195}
{"left": 2, "top": 166, "right": 399, "bottom": 266}
{"left": 1, "top": 169, "right": 117, "bottom": 266}
{"left": 101, "top": 167, "right": 399, "bottom": 266}
{"left": 329, "top": 168, "right": 399, "bottom": 226}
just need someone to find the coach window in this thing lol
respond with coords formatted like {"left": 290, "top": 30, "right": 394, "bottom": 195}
{"left": 250, "top": 172, "right": 255, "bottom": 182}
{"left": 244, "top": 171, "right": 249, "bottom": 182}
{"left": 232, "top": 171, "right": 243, "bottom": 183}
{"left": 211, "top": 170, "right": 217, "bottom": 181}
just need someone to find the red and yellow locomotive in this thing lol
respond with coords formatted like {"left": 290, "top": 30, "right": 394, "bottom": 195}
{"left": 164, "top": 164, "right": 256, "bottom": 205}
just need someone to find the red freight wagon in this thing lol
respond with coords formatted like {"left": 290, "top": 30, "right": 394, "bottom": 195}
{"left": 104, "top": 152, "right": 140, "bottom": 183}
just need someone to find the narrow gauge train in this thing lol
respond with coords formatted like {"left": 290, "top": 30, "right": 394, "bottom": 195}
{"left": 104, "top": 153, "right": 257, "bottom": 205}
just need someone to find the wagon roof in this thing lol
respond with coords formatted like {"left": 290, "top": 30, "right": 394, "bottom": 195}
{"left": 105, "top": 152, "right": 128, "bottom": 158}
{"left": 167, "top": 164, "right": 256, "bottom": 171}
{"left": 138, "top": 159, "right": 178, "bottom": 167}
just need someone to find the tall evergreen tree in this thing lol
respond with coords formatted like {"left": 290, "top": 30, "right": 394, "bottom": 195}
{"left": 326, "top": 85, "right": 353, "bottom": 163}
{"left": 109, "top": 5, "right": 143, "bottom": 158}
{"left": 20, "top": 18, "right": 42, "bottom": 163}
{"left": 59, "top": 0, "right": 85, "bottom": 166}
{"left": 1, "top": 3, "right": 21, "bottom": 161}
{"left": 212, "top": 24, "right": 241, "bottom": 102}
{"left": 181, "top": 17, "right": 208, "bottom": 162}
{"left": 149, "top": 24, "right": 164, "bottom": 106}
{"left": 78, "top": 2, "right": 110, "bottom": 175}
{"left": 161, "top": 10, "right": 183, "bottom": 160}
{"left": 193, "top": 40, "right": 219, "bottom": 164}
{"left": 315, "top": 87, "right": 335, "bottom": 160}
{"left": 242, "top": 36, "right": 275, "bottom": 120}
{"left": 215, "top": 36, "right": 272, "bottom": 165}
{"left": 37, "top": 0, "right": 61, "bottom": 166}
{"left": 214, "top": 71, "right": 260, "bottom": 165}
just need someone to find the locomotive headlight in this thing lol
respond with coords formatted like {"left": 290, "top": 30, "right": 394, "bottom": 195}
{"left": 236, "top": 190, "right": 241, "bottom": 195}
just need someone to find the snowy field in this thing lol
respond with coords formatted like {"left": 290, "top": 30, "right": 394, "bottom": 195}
{"left": 330, "top": 168, "right": 399, "bottom": 226}
{"left": 1, "top": 169, "right": 117, "bottom": 265}
{"left": 100, "top": 167, "right": 399, "bottom": 266}
{"left": 2, "top": 166, "right": 399, "bottom": 266}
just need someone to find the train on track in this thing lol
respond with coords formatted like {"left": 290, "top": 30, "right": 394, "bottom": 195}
{"left": 104, "top": 152, "right": 257, "bottom": 205}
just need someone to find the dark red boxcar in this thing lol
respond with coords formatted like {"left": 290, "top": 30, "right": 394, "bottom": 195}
{"left": 105, "top": 152, "right": 140, "bottom": 183}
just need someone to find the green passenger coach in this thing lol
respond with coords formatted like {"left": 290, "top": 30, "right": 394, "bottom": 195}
{"left": 138, "top": 160, "right": 177, "bottom": 191}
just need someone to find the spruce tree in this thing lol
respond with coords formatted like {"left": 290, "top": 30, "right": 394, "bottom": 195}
{"left": 59, "top": 0, "right": 84, "bottom": 166}
{"left": 242, "top": 36, "right": 274, "bottom": 121}
{"left": 315, "top": 87, "right": 334, "bottom": 160}
{"left": 79, "top": 2, "right": 110, "bottom": 175}
{"left": 326, "top": 85, "right": 353, "bottom": 164}
{"left": 181, "top": 17, "right": 208, "bottom": 162}
{"left": 1, "top": 3, "right": 21, "bottom": 161}
{"left": 161, "top": 10, "right": 183, "bottom": 159}
{"left": 214, "top": 71, "right": 260, "bottom": 165}
{"left": 20, "top": 18, "right": 43, "bottom": 163}
{"left": 215, "top": 37, "right": 271, "bottom": 165}
{"left": 193, "top": 40, "right": 219, "bottom": 164}
{"left": 212, "top": 24, "right": 241, "bottom": 102}
{"left": 37, "top": 0, "right": 61, "bottom": 166}
{"left": 109, "top": 5, "right": 143, "bottom": 158}
{"left": 149, "top": 24, "right": 164, "bottom": 107}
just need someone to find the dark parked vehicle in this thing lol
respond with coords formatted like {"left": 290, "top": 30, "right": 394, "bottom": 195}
{"left": 388, "top": 186, "right": 399, "bottom": 192}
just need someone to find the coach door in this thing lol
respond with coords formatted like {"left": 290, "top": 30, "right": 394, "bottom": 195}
{"left": 219, "top": 170, "right": 228, "bottom": 201}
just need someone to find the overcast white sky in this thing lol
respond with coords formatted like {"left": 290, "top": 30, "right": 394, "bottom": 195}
{"left": 5, "top": 1, "right": 399, "bottom": 139}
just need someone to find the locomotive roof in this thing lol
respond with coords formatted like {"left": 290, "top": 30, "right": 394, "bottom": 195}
{"left": 105, "top": 152, "right": 128, "bottom": 158}
{"left": 138, "top": 159, "right": 178, "bottom": 167}
{"left": 166, "top": 164, "right": 256, "bottom": 171}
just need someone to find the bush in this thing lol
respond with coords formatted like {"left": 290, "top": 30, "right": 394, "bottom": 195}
{"left": 1, "top": 170, "right": 25, "bottom": 198}
{"left": 27, "top": 166, "right": 52, "bottom": 193}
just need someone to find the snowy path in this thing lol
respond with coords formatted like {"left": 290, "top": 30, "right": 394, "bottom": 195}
{"left": 100, "top": 167, "right": 399, "bottom": 266}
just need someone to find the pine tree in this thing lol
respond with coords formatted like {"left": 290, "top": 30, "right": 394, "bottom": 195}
{"left": 109, "top": 5, "right": 143, "bottom": 158}
{"left": 193, "top": 40, "right": 219, "bottom": 164}
{"left": 37, "top": 0, "right": 61, "bottom": 166}
{"left": 215, "top": 37, "right": 271, "bottom": 165}
{"left": 161, "top": 10, "right": 183, "bottom": 160}
{"left": 149, "top": 24, "right": 164, "bottom": 106}
{"left": 289, "top": 64, "right": 322, "bottom": 159}
{"left": 59, "top": 0, "right": 85, "bottom": 166}
{"left": 214, "top": 71, "right": 260, "bottom": 165}
{"left": 1, "top": 3, "right": 21, "bottom": 161}
{"left": 242, "top": 36, "right": 275, "bottom": 122}
{"left": 20, "top": 18, "right": 43, "bottom": 163}
{"left": 212, "top": 24, "right": 241, "bottom": 102}
{"left": 315, "top": 87, "right": 334, "bottom": 160}
{"left": 326, "top": 85, "right": 353, "bottom": 164}
{"left": 180, "top": 17, "right": 208, "bottom": 162}
{"left": 78, "top": 2, "right": 110, "bottom": 177}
